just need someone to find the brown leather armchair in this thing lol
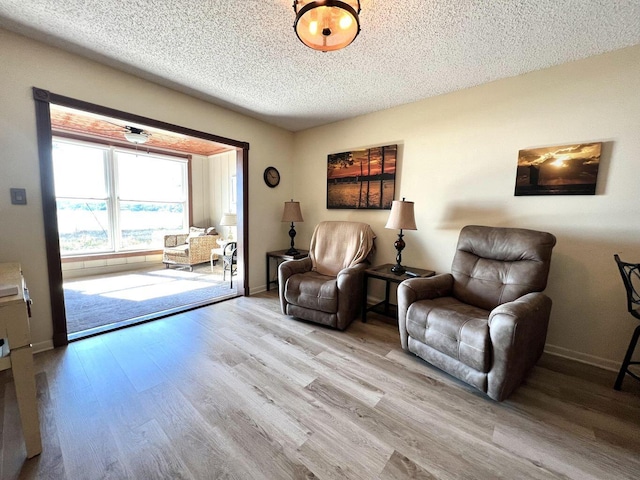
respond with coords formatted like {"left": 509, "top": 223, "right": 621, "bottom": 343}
{"left": 398, "top": 225, "right": 556, "bottom": 401}
{"left": 279, "top": 221, "right": 376, "bottom": 330}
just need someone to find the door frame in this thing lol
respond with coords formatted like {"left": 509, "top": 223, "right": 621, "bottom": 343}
{"left": 32, "top": 87, "right": 250, "bottom": 347}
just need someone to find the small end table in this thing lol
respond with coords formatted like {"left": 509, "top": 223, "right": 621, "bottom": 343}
{"left": 362, "top": 263, "right": 435, "bottom": 322}
{"left": 266, "top": 249, "right": 309, "bottom": 291}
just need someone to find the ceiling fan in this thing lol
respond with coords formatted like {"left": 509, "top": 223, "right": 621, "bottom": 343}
{"left": 100, "top": 121, "right": 152, "bottom": 144}
{"left": 122, "top": 126, "right": 150, "bottom": 144}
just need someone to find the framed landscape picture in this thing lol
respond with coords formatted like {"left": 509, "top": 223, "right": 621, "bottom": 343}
{"left": 327, "top": 144, "right": 396, "bottom": 209}
{"left": 514, "top": 142, "right": 602, "bottom": 196}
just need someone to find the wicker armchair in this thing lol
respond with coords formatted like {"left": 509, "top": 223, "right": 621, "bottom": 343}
{"left": 163, "top": 227, "right": 220, "bottom": 270}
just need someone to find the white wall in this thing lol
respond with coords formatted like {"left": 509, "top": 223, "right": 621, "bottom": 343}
{"left": 62, "top": 253, "right": 163, "bottom": 279}
{"left": 292, "top": 45, "right": 640, "bottom": 370}
{"left": 190, "top": 153, "right": 212, "bottom": 229}
{"left": 0, "top": 29, "right": 294, "bottom": 350}
{"left": 208, "top": 150, "right": 237, "bottom": 239}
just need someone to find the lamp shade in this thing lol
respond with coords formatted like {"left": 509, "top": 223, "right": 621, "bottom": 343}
{"left": 220, "top": 213, "right": 237, "bottom": 226}
{"left": 385, "top": 199, "right": 417, "bottom": 231}
{"left": 282, "top": 200, "right": 304, "bottom": 223}
{"left": 293, "top": 0, "right": 361, "bottom": 52}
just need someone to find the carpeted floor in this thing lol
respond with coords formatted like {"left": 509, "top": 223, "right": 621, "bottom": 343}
{"left": 64, "top": 263, "right": 237, "bottom": 334}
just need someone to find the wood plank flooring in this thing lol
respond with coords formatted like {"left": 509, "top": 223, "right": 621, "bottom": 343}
{"left": 1, "top": 291, "right": 639, "bottom": 479}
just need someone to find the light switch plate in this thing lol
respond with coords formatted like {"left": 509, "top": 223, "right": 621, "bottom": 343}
{"left": 10, "top": 188, "right": 27, "bottom": 205}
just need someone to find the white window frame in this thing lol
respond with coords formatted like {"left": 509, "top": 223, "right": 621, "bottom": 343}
{"left": 53, "top": 137, "right": 190, "bottom": 256}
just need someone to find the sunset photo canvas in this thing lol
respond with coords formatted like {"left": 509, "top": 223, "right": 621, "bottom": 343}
{"left": 327, "top": 144, "right": 396, "bottom": 209}
{"left": 514, "top": 142, "right": 602, "bottom": 196}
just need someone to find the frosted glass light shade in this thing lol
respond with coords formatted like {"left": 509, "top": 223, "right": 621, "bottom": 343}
{"left": 293, "top": 0, "right": 361, "bottom": 52}
{"left": 124, "top": 131, "right": 149, "bottom": 144}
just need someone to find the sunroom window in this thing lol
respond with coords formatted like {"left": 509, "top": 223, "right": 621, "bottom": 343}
{"left": 52, "top": 138, "right": 189, "bottom": 256}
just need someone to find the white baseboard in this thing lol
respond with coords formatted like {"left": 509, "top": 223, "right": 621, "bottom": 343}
{"left": 543, "top": 344, "right": 620, "bottom": 372}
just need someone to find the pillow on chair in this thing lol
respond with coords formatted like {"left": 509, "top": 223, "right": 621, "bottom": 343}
{"left": 186, "top": 226, "right": 207, "bottom": 243}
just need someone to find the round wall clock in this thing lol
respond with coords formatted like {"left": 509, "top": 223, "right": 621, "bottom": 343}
{"left": 263, "top": 166, "right": 280, "bottom": 188}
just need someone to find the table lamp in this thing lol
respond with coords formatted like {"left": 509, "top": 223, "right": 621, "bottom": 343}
{"left": 219, "top": 213, "right": 237, "bottom": 241}
{"left": 282, "top": 199, "right": 304, "bottom": 255}
{"left": 384, "top": 198, "right": 417, "bottom": 274}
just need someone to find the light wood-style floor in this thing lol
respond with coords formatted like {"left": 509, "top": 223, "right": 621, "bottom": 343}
{"left": 2, "top": 291, "right": 639, "bottom": 479}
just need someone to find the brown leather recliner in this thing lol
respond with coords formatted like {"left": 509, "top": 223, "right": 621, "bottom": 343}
{"left": 279, "top": 221, "right": 376, "bottom": 330}
{"left": 397, "top": 225, "right": 556, "bottom": 401}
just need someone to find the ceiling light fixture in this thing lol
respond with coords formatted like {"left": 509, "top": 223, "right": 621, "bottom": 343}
{"left": 124, "top": 127, "right": 149, "bottom": 144}
{"left": 293, "top": 1, "right": 361, "bottom": 52}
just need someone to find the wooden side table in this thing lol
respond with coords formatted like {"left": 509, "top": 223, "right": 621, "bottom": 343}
{"left": 266, "top": 249, "right": 309, "bottom": 291}
{"left": 362, "top": 263, "right": 435, "bottom": 322}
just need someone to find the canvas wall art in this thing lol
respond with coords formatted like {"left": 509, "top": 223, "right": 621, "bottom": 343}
{"left": 514, "top": 142, "right": 602, "bottom": 196}
{"left": 327, "top": 144, "right": 396, "bottom": 209}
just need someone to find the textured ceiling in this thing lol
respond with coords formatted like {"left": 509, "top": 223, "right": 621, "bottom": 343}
{"left": 1, "top": 1, "right": 639, "bottom": 132}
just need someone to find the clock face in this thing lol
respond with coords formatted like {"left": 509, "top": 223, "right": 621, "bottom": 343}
{"left": 264, "top": 167, "right": 280, "bottom": 188}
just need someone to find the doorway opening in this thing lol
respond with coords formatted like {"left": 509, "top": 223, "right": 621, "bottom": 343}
{"left": 33, "top": 88, "right": 249, "bottom": 346}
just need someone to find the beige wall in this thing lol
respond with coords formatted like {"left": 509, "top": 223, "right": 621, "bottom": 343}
{"left": 292, "top": 45, "right": 640, "bottom": 370}
{"left": 3, "top": 26, "right": 639, "bottom": 370}
{"left": 0, "top": 29, "right": 294, "bottom": 350}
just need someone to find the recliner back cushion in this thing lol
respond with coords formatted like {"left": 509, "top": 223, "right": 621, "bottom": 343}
{"left": 309, "top": 221, "right": 376, "bottom": 277}
{"left": 451, "top": 225, "right": 556, "bottom": 311}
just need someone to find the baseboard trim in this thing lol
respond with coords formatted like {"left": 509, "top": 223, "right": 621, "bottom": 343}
{"left": 33, "top": 339, "right": 55, "bottom": 355}
{"left": 543, "top": 344, "right": 620, "bottom": 372}
{"left": 251, "top": 285, "right": 268, "bottom": 295}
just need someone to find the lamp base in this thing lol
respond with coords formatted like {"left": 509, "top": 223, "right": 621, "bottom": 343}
{"left": 286, "top": 222, "right": 299, "bottom": 256}
{"left": 390, "top": 264, "right": 406, "bottom": 275}
{"left": 391, "top": 231, "right": 406, "bottom": 275}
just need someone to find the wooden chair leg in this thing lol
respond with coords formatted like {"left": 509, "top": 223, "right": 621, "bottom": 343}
{"left": 614, "top": 325, "right": 640, "bottom": 390}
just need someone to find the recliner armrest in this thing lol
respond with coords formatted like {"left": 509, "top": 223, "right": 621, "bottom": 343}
{"left": 398, "top": 273, "right": 453, "bottom": 315}
{"left": 488, "top": 292, "right": 550, "bottom": 327}
{"left": 334, "top": 263, "right": 369, "bottom": 330}
{"left": 278, "top": 257, "right": 312, "bottom": 314}
{"left": 487, "top": 292, "right": 552, "bottom": 401}
{"left": 398, "top": 274, "right": 454, "bottom": 302}
{"left": 279, "top": 256, "right": 312, "bottom": 278}
{"left": 397, "top": 273, "right": 453, "bottom": 350}
{"left": 336, "top": 263, "right": 368, "bottom": 289}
